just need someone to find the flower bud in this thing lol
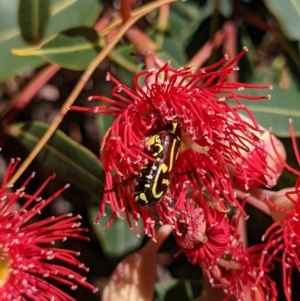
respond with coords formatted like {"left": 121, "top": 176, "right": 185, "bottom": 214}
{"left": 267, "top": 187, "right": 298, "bottom": 222}
{"left": 102, "top": 225, "right": 172, "bottom": 301}
{"left": 180, "top": 131, "right": 209, "bottom": 154}
{"left": 230, "top": 115, "right": 286, "bottom": 190}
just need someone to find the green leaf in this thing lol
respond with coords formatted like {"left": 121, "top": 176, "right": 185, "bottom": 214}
{"left": 218, "top": 0, "right": 233, "bottom": 18}
{"left": 252, "top": 57, "right": 300, "bottom": 91}
{"left": 148, "top": 1, "right": 213, "bottom": 68}
{"left": 12, "top": 27, "right": 103, "bottom": 70}
{"left": 14, "top": 32, "right": 144, "bottom": 73}
{"left": 148, "top": 29, "right": 187, "bottom": 68}
{"left": 0, "top": 0, "right": 102, "bottom": 82}
{"left": 154, "top": 279, "right": 201, "bottom": 301}
{"left": 8, "top": 121, "right": 103, "bottom": 198}
{"left": 0, "top": 1, "right": 19, "bottom": 31}
{"left": 265, "top": 0, "right": 300, "bottom": 40}
{"left": 89, "top": 205, "right": 144, "bottom": 258}
{"left": 110, "top": 44, "right": 139, "bottom": 73}
{"left": 158, "top": 36, "right": 188, "bottom": 67}
{"left": 18, "top": 0, "right": 51, "bottom": 43}
{"left": 96, "top": 114, "right": 115, "bottom": 140}
{"left": 168, "top": 1, "right": 213, "bottom": 47}
{"left": 238, "top": 85, "right": 300, "bottom": 137}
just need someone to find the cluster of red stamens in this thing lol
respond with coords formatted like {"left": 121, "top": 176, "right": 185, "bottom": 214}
{"left": 70, "top": 48, "right": 292, "bottom": 301}
{"left": 253, "top": 119, "right": 300, "bottom": 301}
{"left": 71, "top": 47, "right": 274, "bottom": 232}
{"left": 0, "top": 159, "right": 97, "bottom": 301}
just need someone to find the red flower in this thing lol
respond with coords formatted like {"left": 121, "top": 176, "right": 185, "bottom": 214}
{"left": 174, "top": 205, "right": 233, "bottom": 267}
{"left": 71, "top": 48, "right": 274, "bottom": 239}
{"left": 210, "top": 240, "right": 277, "bottom": 301}
{"left": 174, "top": 199, "right": 277, "bottom": 301}
{"left": 231, "top": 122, "right": 286, "bottom": 190}
{"left": 258, "top": 119, "right": 300, "bottom": 301}
{"left": 0, "top": 159, "right": 97, "bottom": 301}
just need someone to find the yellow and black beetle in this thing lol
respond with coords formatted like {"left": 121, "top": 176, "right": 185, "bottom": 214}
{"left": 133, "top": 121, "right": 181, "bottom": 206}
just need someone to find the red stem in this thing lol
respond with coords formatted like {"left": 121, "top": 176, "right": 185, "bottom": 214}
{"left": 223, "top": 21, "right": 237, "bottom": 82}
{"left": 189, "top": 28, "right": 224, "bottom": 69}
{"left": 120, "top": 0, "right": 131, "bottom": 23}
{"left": 2, "top": 64, "right": 60, "bottom": 125}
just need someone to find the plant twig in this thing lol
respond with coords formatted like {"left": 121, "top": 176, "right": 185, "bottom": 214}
{"left": 155, "top": 4, "right": 170, "bottom": 49}
{"left": 100, "top": 0, "right": 177, "bottom": 36}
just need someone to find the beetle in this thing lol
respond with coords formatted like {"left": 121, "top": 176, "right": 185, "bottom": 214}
{"left": 133, "top": 121, "right": 181, "bottom": 206}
